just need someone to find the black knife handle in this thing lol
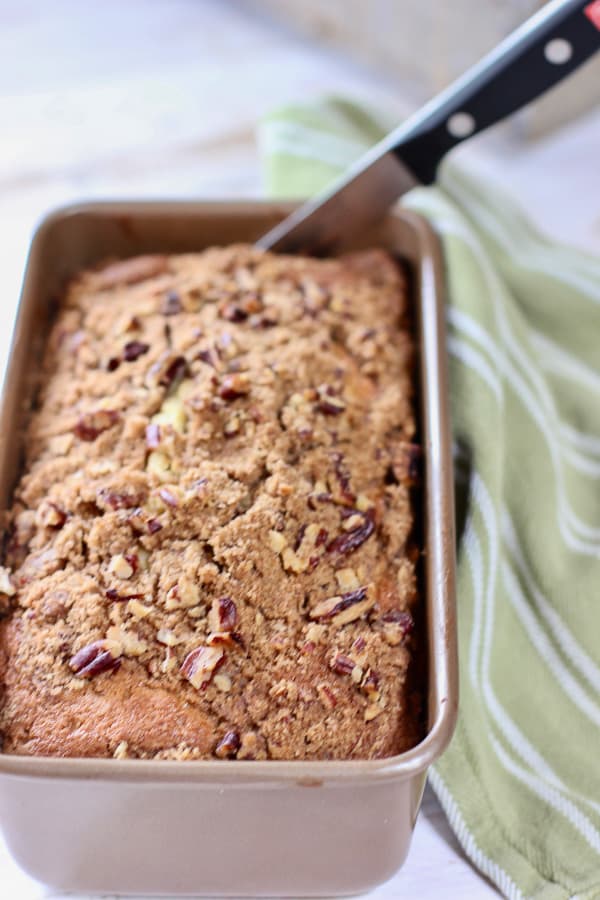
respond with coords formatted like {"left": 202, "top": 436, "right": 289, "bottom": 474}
{"left": 390, "top": 0, "right": 600, "bottom": 184}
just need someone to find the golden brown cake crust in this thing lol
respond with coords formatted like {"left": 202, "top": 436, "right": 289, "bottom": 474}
{"left": 0, "top": 245, "right": 422, "bottom": 760}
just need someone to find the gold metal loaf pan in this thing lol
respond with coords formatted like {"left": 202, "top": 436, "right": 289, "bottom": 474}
{"left": 0, "top": 201, "right": 457, "bottom": 896}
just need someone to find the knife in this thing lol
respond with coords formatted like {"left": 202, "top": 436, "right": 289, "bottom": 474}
{"left": 257, "top": 0, "right": 600, "bottom": 254}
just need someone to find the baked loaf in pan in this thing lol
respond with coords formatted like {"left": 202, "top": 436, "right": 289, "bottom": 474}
{"left": 0, "top": 245, "right": 422, "bottom": 760}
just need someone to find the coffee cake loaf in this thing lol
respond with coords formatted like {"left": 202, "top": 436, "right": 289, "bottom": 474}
{"left": 0, "top": 245, "right": 421, "bottom": 760}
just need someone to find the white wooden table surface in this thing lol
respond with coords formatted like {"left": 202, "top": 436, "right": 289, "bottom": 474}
{"left": 1, "top": 1, "right": 598, "bottom": 897}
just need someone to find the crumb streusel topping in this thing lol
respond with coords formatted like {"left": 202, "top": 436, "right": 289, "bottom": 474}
{"left": 0, "top": 246, "right": 421, "bottom": 760}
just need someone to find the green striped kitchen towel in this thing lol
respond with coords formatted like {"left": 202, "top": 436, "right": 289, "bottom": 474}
{"left": 259, "top": 98, "right": 600, "bottom": 900}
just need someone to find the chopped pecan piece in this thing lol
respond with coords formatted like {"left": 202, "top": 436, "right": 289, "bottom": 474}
{"left": 219, "top": 293, "right": 262, "bottom": 322}
{"left": 206, "top": 630, "right": 245, "bottom": 649}
{"left": 209, "top": 596, "right": 237, "bottom": 633}
{"left": 105, "top": 624, "right": 148, "bottom": 658}
{"left": 123, "top": 315, "right": 142, "bottom": 333}
{"left": 219, "top": 373, "right": 250, "bottom": 401}
{"left": 307, "top": 491, "right": 333, "bottom": 510}
{"left": 147, "top": 517, "right": 163, "bottom": 534}
{"left": 281, "top": 546, "right": 307, "bottom": 573}
{"left": 124, "top": 553, "right": 139, "bottom": 574}
{"left": 331, "top": 452, "right": 355, "bottom": 505}
{"left": 145, "top": 423, "right": 161, "bottom": 449}
{"left": 361, "top": 669, "right": 380, "bottom": 698}
{"left": 113, "top": 741, "right": 129, "bottom": 759}
{"left": 148, "top": 352, "right": 188, "bottom": 389}
{"left": 157, "top": 628, "right": 181, "bottom": 647}
{"left": 249, "top": 311, "right": 279, "bottom": 328}
{"left": 355, "top": 493, "right": 372, "bottom": 512}
{"left": 317, "top": 684, "right": 337, "bottom": 710}
{"left": 310, "top": 586, "right": 368, "bottom": 621}
{"left": 350, "top": 663, "right": 364, "bottom": 684}
{"left": 391, "top": 443, "right": 422, "bottom": 486}
{"left": 109, "top": 554, "right": 135, "bottom": 579}
{"left": 197, "top": 347, "right": 219, "bottom": 368}
{"left": 105, "top": 588, "right": 144, "bottom": 602}
{"left": 219, "top": 302, "right": 247, "bottom": 322}
{"left": 381, "top": 609, "right": 414, "bottom": 645}
{"left": 0, "top": 567, "right": 16, "bottom": 597}
{"left": 146, "top": 431, "right": 181, "bottom": 472}
{"left": 162, "top": 290, "right": 182, "bottom": 316}
{"left": 41, "top": 591, "right": 68, "bottom": 623}
{"left": 127, "top": 508, "right": 162, "bottom": 535}
{"left": 315, "top": 527, "right": 329, "bottom": 547}
{"left": 38, "top": 501, "right": 67, "bottom": 529}
{"left": 98, "top": 488, "right": 142, "bottom": 510}
{"left": 360, "top": 328, "right": 377, "bottom": 342}
{"left": 214, "top": 673, "right": 232, "bottom": 692}
{"left": 268, "top": 530, "right": 287, "bottom": 553}
{"left": 342, "top": 513, "right": 364, "bottom": 532}
{"left": 335, "top": 568, "right": 360, "bottom": 592}
{"left": 69, "top": 639, "right": 121, "bottom": 677}
{"left": 73, "top": 409, "right": 120, "bottom": 441}
{"left": 215, "top": 730, "right": 240, "bottom": 759}
{"left": 364, "top": 703, "right": 384, "bottom": 722}
{"left": 330, "top": 654, "right": 355, "bottom": 676}
{"left": 327, "top": 513, "right": 374, "bottom": 556}
{"left": 382, "top": 608, "right": 414, "bottom": 627}
{"left": 332, "top": 598, "right": 374, "bottom": 626}
{"left": 216, "top": 331, "right": 237, "bottom": 360}
{"left": 162, "top": 355, "right": 188, "bottom": 388}
{"left": 123, "top": 340, "right": 150, "bottom": 362}
{"left": 165, "top": 580, "right": 200, "bottom": 611}
{"left": 158, "top": 486, "right": 180, "bottom": 508}
{"left": 305, "top": 623, "right": 326, "bottom": 644}
{"left": 180, "top": 645, "right": 225, "bottom": 690}
{"left": 293, "top": 524, "right": 307, "bottom": 552}
{"left": 316, "top": 384, "right": 346, "bottom": 416}
{"left": 128, "top": 599, "right": 152, "bottom": 619}
{"left": 223, "top": 415, "right": 241, "bottom": 437}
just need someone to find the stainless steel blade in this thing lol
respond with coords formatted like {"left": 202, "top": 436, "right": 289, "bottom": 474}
{"left": 256, "top": 149, "right": 418, "bottom": 254}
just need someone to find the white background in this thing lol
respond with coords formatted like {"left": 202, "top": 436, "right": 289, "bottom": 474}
{"left": 1, "top": 1, "right": 598, "bottom": 897}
